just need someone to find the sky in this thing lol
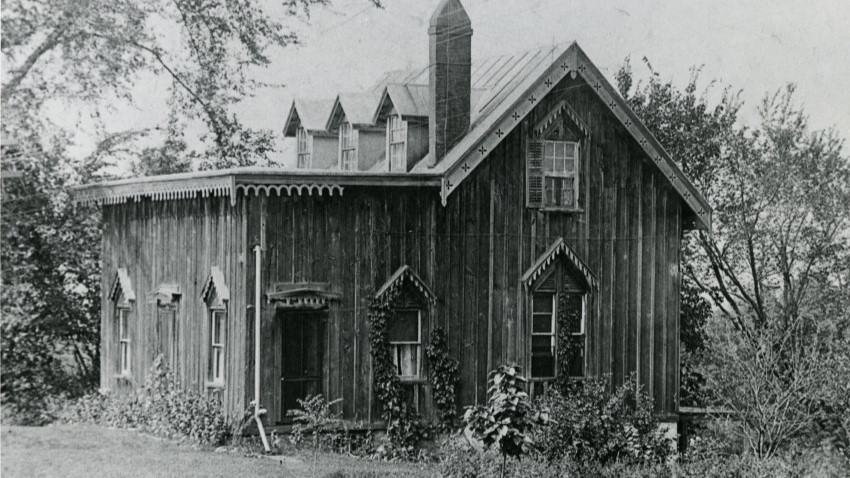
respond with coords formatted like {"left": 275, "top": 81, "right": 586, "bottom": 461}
{"left": 103, "top": 0, "right": 850, "bottom": 168}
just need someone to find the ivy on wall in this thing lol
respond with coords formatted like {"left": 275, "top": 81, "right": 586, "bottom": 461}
{"left": 367, "top": 286, "right": 426, "bottom": 453}
{"left": 425, "top": 327, "right": 459, "bottom": 428}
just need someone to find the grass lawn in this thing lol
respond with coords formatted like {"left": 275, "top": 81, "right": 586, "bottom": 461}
{"left": 1, "top": 424, "right": 437, "bottom": 478}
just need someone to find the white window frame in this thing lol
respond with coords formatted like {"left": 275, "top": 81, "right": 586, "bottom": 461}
{"left": 118, "top": 308, "right": 131, "bottom": 376}
{"left": 389, "top": 309, "right": 422, "bottom": 380}
{"left": 209, "top": 308, "right": 226, "bottom": 386}
{"left": 542, "top": 140, "right": 580, "bottom": 208}
{"left": 339, "top": 121, "right": 356, "bottom": 171}
{"left": 388, "top": 115, "right": 407, "bottom": 172}
{"left": 531, "top": 293, "right": 557, "bottom": 379}
{"left": 296, "top": 127, "right": 312, "bottom": 169}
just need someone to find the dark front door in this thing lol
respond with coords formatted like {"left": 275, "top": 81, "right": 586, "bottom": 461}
{"left": 280, "top": 311, "right": 325, "bottom": 422}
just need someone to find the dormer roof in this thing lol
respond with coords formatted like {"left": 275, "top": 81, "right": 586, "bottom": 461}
{"left": 373, "top": 83, "right": 430, "bottom": 123}
{"left": 283, "top": 98, "right": 335, "bottom": 136}
{"left": 326, "top": 91, "right": 382, "bottom": 131}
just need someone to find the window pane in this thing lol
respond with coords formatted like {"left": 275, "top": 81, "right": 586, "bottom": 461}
{"left": 561, "top": 178, "right": 575, "bottom": 207}
{"left": 554, "top": 154, "right": 564, "bottom": 172}
{"left": 568, "top": 344, "right": 584, "bottom": 377}
{"left": 544, "top": 141, "right": 555, "bottom": 158}
{"left": 393, "top": 344, "right": 419, "bottom": 377}
{"left": 564, "top": 155, "right": 575, "bottom": 172}
{"left": 533, "top": 314, "right": 553, "bottom": 333}
{"left": 388, "top": 310, "right": 419, "bottom": 343}
{"left": 533, "top": 294, "right": 553, "bottom": 314}
{"left": 531, "top": 353, "right": 554, "bottom": 378}
{"left": 543, "top": 154, "right": 554, "bottom": 172}
{"left": 119, "top": 311, "right": 128, "bottom": 340}
{"left": 532, "top": 335, "right": 553, "bottom": 353}
{"left": 565, "top": 142, "right": 577, "bottom": 158}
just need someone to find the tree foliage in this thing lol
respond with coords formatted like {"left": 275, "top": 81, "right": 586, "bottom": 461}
{"left": 618, "top": 58, "right": 850, "bottom": 455}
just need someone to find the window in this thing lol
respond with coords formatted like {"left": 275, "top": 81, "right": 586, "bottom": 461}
{"left": 542, "top": 140, "right": 579, "bottom": 208}
{"left": 339, "top": 121, "right": 356, "bottom": 171}
{"left": 388, "top": 115, "right": 407, "bottom": 172}
{"left": 296, "top": 127, "right": 311, "bottom": 169}
{"left": 531, "top": 293, "right": 556, "bottom": 378}
{"left": 388, "top": 309, "right": 421, "bottom": 379}
{"left": 118, "top": 308, "right": 130, "bottom": 376}
{"left": 209, "top": 310, "right": 225, "bottom": 385}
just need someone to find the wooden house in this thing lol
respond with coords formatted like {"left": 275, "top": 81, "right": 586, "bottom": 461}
{"left": 74, "top": 0, "right": 712, "bottom": 432}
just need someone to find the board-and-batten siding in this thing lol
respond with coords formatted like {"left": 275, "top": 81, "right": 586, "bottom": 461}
{"left": 100, "top": 197, "right": 248, "bottom": 417}
{"left": 98, "top": 74, "right": 684, "bottom": 423}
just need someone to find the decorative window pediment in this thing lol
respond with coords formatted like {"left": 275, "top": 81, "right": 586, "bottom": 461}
{"left": 521, "top": 238, "right": 598, "bottom": 290}
{"left": 110, "top": 268, "right": 136, "bottom": 307}
{"left": 146, "top": 283, "right": 181, "bottom": 305}
{"left": 375, "top": 266, "right": 436, "bottom": 304}
{"left": 201, "top": 266, "right": 230, "bottom": 309}
{"left": 267, "top": 282, "right": 341, "bottom": 310}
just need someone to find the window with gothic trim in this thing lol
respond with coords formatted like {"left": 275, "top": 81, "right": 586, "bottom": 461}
{"left": 296, "top": 127, "right": 311, "bottom": 169}
{"left": 340, "top": 121, "right": 356, "bottom": 171}
{"left": 388, "top": 309, "right": 421, "bottom": 379}
{"left": 388, "top": 115, "right": 407, "bottom": 172}
{"left": 529, "top": 270, "right": 588, "bottom": 380}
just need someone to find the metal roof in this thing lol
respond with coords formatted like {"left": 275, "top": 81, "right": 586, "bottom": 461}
{"left": 327, "top": 91, "right": 383, "bottom": 130}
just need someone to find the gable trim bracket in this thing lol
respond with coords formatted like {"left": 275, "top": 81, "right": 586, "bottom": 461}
{"left": 521, "top": 237, "right": 598, "bottom": 290}
{"left": 375, "top": 265, "right": 437, "bottom": 304}
{"left": 201, "top": 266, "right": 230, "bottom": 305}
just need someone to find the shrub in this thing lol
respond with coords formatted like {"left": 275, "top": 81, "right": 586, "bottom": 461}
{"left": 288, "top": 394, "right": 343, "bottom": 468}
{"left": 64, "top": 355, "right": 232, "bottom": 446}
{"left": 534, "top": 374, "right": 670, "bottom": 466}
{"left": 463, "top": 365, "right": 550, "bottom": 477}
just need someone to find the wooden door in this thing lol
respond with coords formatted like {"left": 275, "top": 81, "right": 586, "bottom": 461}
{"left": 155, "top": 305, "right": 179, "bottom": 377}
{"left": 280, "top": 311, "right": 325, "bottom": 422}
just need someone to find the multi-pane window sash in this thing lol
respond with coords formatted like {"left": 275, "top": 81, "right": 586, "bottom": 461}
{"left": 531, "top": 293, "right": 556, "bottom": 378}
{"left": 296, "top": 127, "right": 311, "bottom": 169}
{"left": 542, "top": 141, "right": 579, "bottom": 208}
{"left": 388, "top": 115, "right": 407, "bottom": 172}
{"left": 388, "top": 309, "right": 421, "bottom": 379}
{"left": 340, "top": 122, "right": 356, "bottom": 171}
{"left": 210, "top": 310, "right": 225, "bottom": 385}
{"left": 118, "top": 308, "right": 130, "bottom": 375}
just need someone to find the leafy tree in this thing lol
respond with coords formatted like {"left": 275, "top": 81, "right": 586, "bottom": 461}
{"left": 1, "top": 0, "right": 382, "bottom": 421}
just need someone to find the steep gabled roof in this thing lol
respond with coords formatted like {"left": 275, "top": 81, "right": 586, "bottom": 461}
{"left": 327, "top": 91, "right": 382, "bottom": 130}
{"left": 427, "top": 42, "right": 712, "bottom": 230}
{"left": 283, "top": 98, "right": 335, "bottom": 136}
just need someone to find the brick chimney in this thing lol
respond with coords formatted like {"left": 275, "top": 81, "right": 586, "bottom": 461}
{"left": 428, "top": 0, "right": 472, "bottom": 167}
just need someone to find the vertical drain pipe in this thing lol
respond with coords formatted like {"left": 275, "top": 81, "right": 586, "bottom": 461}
{"left": 254, "top": 245, "right": 270, "bottom": 452}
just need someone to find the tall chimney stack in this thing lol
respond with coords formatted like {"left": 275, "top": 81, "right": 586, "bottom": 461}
{"left": 428, "top": 0, "right": 472, "bottom": 167}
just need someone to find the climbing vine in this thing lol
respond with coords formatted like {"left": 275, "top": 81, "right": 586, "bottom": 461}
{"left": 425, "top": 327, "right": 459, "bottom": 428}
{"left": 367, "top": 287, "right": 425, "bottom": 454}
{"left": 555, "top": 289, "right": 585, "bottom": 392}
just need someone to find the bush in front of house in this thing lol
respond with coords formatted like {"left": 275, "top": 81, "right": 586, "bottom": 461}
{"left": 534, "top": 374, "right": 671, "bottom": 467}
{"left": 65, "top": 354, "right": 232, "bottom": 446}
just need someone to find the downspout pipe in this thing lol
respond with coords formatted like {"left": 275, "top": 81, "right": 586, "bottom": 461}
{"left": 254, "top": 245, "right": 270, "bottom": 452}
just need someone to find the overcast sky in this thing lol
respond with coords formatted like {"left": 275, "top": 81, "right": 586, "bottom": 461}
{"left": 113, "top": 0, "right": 850, "bottom": 167}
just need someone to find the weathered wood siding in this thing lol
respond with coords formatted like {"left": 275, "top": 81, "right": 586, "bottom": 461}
{"left": 100, "top": 197, "right": 249, "bottom": 417}
{"left": 99, "top": 75, "right": 684, "bottom": 424}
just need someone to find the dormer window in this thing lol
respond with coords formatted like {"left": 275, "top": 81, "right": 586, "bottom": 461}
{"left": 388, "top": 115, "right": 407, "bottom": 172}
{"left": 339, "top": 121, "right": 356, "bottom": 171}
{"left": 296, "top": 127, "right": 311, "bottom": 169}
